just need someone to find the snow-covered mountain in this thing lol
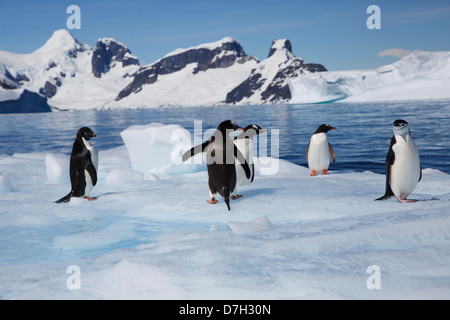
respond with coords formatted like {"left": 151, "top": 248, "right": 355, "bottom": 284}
{"left": 4, "top": 29, "right": 447, "bottom": 112}
{"left": 0, "top": 29, "right": 140, "bottom": 111}
{"left": 225, "top": 39, "right": 326, "bottom": 104}
{"left": 112, "top": 38, "right": 326, "bottom": 108}
{"left": 112, "top": 37, "right": 259, "bottom": 108}
{"left": 1, "top": 30, "right": 327, "bottom": 112}
{"left": 289, "top": 50, "right": 450, "bottom": 103}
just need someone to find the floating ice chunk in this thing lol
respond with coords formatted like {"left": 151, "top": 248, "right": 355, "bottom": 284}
{"left": 254, "top": 157, "right": 309, "bottom": 178}
{"left": 105, "top": 167, "right": 144, "bottom": 185}
{"left": 227, "top": 216, "right": 274, "bottom": 234}
{"left": 0, "top": 173, "right": 13, "bottom": 193}
{"left": 120, "top": 123, "right": 204, "bottom": 175}
{"left": 45, "top": 153, "right": 70, "bottom": 184}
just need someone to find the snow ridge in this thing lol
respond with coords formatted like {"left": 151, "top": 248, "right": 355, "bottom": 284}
{"left": 289, "top": 50, "right": 450, "bottom": 103}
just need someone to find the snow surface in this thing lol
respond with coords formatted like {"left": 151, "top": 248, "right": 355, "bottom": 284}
{"left": 0, "top": 88, "right": 22, "bottom": 102}
{"left": 289, "top": 51, "right": 450, "bottom": 103}
{"left": 1, "top": 123, "right": 450, "bottom": 300}
{"left": 107, "top": 60, "right": 258, "bottom": 109}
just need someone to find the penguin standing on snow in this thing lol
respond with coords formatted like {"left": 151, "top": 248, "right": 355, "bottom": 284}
{"left": 376, "top": 120, "right": 421, "bottom": 203}
{"left": 231, "top": 124, "right": 267, "bottom": 199}
{"left": 306, "top": 124, "right": 336, "bottom": 176}
{"left": 182, "top": 120, "right": 251, "bottom": 210}
{"left": 55, "top": 127, "right": 98, "bottom": 203}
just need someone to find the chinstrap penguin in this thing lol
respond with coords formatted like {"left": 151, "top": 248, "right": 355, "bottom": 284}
{"left": 182, "top": 120, "right": 251, "bottom": 210}
{"left": 306, "top": 124, "right": 336, "bottom": 176}
{"left": 376, "top": 119, "right": 421, "bottom": 203}
{"left": 231, "top": 124, "right": 267, "bottom": 199}
{"left": 55, "top": 127, "right": 98, "bottom": 203}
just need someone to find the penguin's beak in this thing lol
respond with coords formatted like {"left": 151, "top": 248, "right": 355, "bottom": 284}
{"left": 260, "top": 129, "right": 268, "bottom": 133}
{"left": 92, "top": 133, "right": 97, "bottom": 137}
{"left": 331, "top": 127, "right": 337, "bottom": 130}
{"left": 236, "top": 126, "right": 244, "bottom": 131}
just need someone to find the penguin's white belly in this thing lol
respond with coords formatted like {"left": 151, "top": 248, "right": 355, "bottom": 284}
{"left": 83, "top": 143, "right": 98, "bottom": 197}
{"left": 234, "top": 139, "right": 253, "bottom": 186}
{"left": 84, "top": 169, "right": 94, "bottom": 196}
{"left": 390, "top": 140, "right": 420, "bottom": 199}
{"left": 308, "top": 133, "right": 330, "bottom": 171}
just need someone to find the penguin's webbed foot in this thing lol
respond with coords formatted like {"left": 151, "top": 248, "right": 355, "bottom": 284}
{"left": 397, "top": 196, "right": 417, "bottom": 203}
{"left": 231, "top": 194, "right": 243, "bottom": 200}
{"left": 322, "top": 169, "right": 330, "bottom": 175}
{"left": 311, "top": 170, "right": 318, "bottom": 176}
{"left": 207, "top": 198, "right": 218, "bottom": 204}
{"left": 85, "top": 196, "right": 97, "bottom": 201}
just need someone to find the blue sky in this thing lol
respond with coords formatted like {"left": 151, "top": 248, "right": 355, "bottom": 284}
{"left": 1, "top": 0, "right": 449, "bottom": 70}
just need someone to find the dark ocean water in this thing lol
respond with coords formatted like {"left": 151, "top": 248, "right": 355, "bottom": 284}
{"left": 1, "top": 100, "right": 450, "bottom": 174}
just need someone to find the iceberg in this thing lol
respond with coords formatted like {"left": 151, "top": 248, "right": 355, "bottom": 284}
{"left": 120, "top": 123, "right": 204, "bottom": 175}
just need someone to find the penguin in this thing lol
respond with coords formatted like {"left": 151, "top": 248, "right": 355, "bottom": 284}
{"left": 231, "top": 124, "right": 267, "bottom": 199}
{"left": 55, "top": 127, "right": 98, "bottom": 203}
{"left": 306, "top": 124, "right": 336, "bottom": 176}
{"left": 182, "top": 120, "right": 251, "bottom": 210}
{"left": 376, "top": 120, "right": 422, "bottom": 203}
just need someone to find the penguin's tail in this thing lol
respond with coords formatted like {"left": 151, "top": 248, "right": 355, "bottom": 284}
{"left": 375, "top": 191, "right": 394, "bottom": 201}
{"left": 223, "top": 187, "right": 231, "bottom": 211}
{"left": 55, "top": 192, "right": 72, "bottom": 204}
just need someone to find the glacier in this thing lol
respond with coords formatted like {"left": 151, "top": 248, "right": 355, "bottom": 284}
{"left": 289, "top": 50, "right": 450, "bottom": 103}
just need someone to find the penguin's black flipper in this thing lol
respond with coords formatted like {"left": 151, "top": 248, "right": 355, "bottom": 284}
{"left": 376, "top": 136, "right": 396, "bottom": 201}
{"left": 234, "top": 145, "right": 251, "bottom": 179}
{"left": 182, "top": 140, "right": 212, "bottom": 161}
{"left": 55, "top": 192, "right": 72, "bottom": 203}
{"left": 251, "top": 163, "right": 255, "bottom": 183}
{"left": 85, "top": 161, "right": 97, "bottom": 186}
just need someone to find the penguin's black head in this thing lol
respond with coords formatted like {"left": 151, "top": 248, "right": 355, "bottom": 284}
{"left": 393, "top": 119, "right": 408, "bottom": 128}
{"left": 392, "top": 119, "right": 409, "bottom": 135}
{"left": 217, "top": 120, "right": 244, "bottom": 132}
{"left": 77, "top": 127, "right": 96, "bottom": 141}
{"left": 240, "top": 124, "right": 268, "bottom": 138}
{"left": 315, "top": 124, "right": 336, "bottom": 134}
{"left": 244, "top": 124, "right": 268, "bottom": 135}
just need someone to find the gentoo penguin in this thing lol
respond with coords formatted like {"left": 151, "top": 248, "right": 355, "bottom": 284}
{"left": 306, "top": 124, "right": 336, "bottom": 176}
{"left": 55, "top": 127, "right": 98, "bottom": 203}
{"left": 376, "top": 120, "right": 421, "bottom": 203}
{"left": 231, "top": 124, "right": 267, "bottom": 199}
{"left": 182, "top": 120, "right": 251, "bottom": 210}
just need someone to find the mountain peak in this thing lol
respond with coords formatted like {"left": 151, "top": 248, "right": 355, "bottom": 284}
{"left": 35, "top": 29, "right": 83, "bottom": 54}
{"left": 268, "top": 39, "right": 294, "bottom": 58}
{"left": 92, "top": 37, "right": 139, "bottom": 78}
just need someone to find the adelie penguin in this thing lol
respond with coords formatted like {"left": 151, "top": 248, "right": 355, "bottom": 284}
{"left": 231, "top": 124, "right": 267, "bottom": 199}
{"left": 182, "top": 120, "right": 251, "bottom": 210}
{"left": 55, "top": 127, "right": 98, "bottom": 203}
{"left": 306, "top": 124, "right": 336, "bottom": 176}
{"left": 376, "top": 120, "right": 421, "bottom": 203}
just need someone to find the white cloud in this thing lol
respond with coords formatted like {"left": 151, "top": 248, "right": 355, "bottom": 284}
{"left": 377, "top": 48, "right": 412, "bottom": 59}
